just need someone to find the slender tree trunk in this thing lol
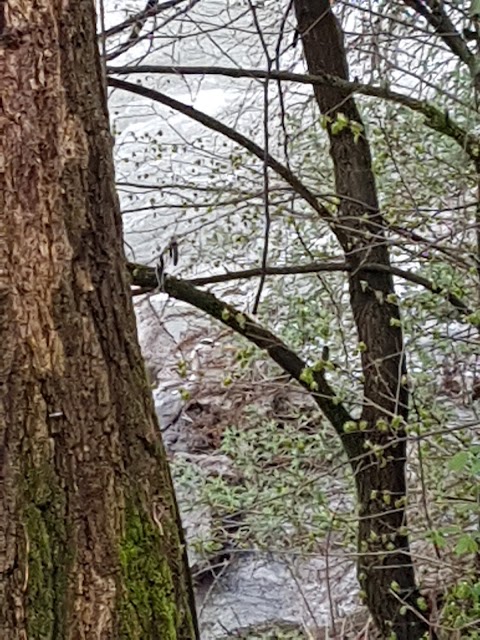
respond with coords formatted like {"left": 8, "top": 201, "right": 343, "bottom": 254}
{"left": 293, "top": 2, "right": 432, "bottom": 637}
{"left": 0, "top": 1, "right": 198, "bottom": 638}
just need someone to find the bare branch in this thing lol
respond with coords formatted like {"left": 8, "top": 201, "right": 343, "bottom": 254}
{"left": 104, "top": 0, "right": 202, "bottom": 62}
{"left": 128, "top": 260, "right": 471, "bottom": 316}
{"left": 107, "top": 65, "right": 480, "bottom": 159}
{"left": 108, "top": 77, "right": 338, "bottom": 227}
{"left": 101, "top": 0, "right": 187, "bottom": 39}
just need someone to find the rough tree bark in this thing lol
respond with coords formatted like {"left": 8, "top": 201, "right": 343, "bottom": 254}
{"left": 0, "top": 1, "right": 198, "bottom": 638}
{"left": 293, "top": 2, "right": 432, "bottom": 638}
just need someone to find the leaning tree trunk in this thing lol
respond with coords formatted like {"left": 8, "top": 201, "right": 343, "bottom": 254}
{"left": 293, "top": 2, "right": 431, "bottom": 638}
{"left": 0, "top": 1, "right": 198, "bottom": 638}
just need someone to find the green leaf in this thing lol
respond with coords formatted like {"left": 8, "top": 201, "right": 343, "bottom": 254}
{"left": 471, "top": 459, "right": 480, "bottom": 475}
{"left": 448, "top": 451, "right": 470, "bottom": 472}
{"left": 466, "top": 310, "right": 480, "bottom": 327}
{"left": 235, "top": 313, "right": 247, "bottom": 330}
{"left": 455, "top": 534, "right": 479, "bottom": 556}
{"left": 331, "top": 112, "right": 349, "bottom": 135}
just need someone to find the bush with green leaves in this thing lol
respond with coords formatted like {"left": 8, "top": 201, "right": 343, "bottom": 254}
{"left": 172, "top": 412, "right": 354, "bottom": 560}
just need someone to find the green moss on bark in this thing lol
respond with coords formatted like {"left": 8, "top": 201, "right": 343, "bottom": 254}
{"left": 119, "top": 502, "right": 180, "bottom": 639}
{"left": 24, "top": 504, "right": 55, "bottom": 637}
{"left": 23, "top": 463, "right": 70, "bottom": 639}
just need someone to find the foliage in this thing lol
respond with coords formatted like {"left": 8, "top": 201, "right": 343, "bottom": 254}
{"left": 441, "top": 579, "right": 480, "bottom": 638}
{"left": 173, "top": 413, "right": 353, "bottom": 560}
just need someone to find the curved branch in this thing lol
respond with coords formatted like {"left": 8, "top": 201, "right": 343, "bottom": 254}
{"left": 108, "top": 77, "right": 337, "bottom": 227}
{"left": 107, "top": 65, "right": 480, "bottom": 159}
{"left": 128, "top": 263, "right": 357, "bottom": 452}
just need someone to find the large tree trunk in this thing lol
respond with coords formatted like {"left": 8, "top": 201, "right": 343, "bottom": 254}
{"left": 293, "top": 2, "right": 432, "bottom": 638}
{"left": 0, "top": 1, "right": 198, "bottom": 638}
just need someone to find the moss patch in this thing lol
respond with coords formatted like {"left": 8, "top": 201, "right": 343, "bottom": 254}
{"left": 119, "top": 502, "right": 179, "bottom": 639}
{"left": 23, "top": 463, "right": 70, "bottom": 639}
{"left": 24, "top": 503, "right": 55, "bottom": 637}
